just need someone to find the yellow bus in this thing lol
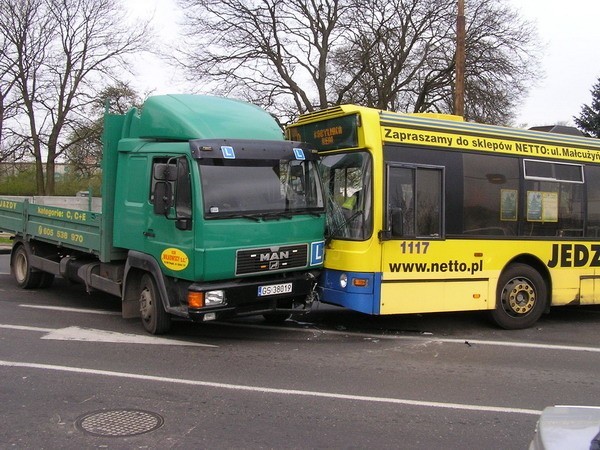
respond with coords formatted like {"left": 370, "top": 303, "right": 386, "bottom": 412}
{"left": 287, "top": 105, "right": 600, "bottom": 329}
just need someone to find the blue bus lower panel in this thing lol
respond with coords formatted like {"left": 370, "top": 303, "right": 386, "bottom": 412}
{"left": 318, "top": 269, "right": 381, "bottom": 314}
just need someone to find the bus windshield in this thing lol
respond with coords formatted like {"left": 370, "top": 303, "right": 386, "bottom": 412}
{"left": 320, "top": 151, "right": 372, "bottom": 240}
{"left": 199, "top": 158, "right": 323, "bottom": 218}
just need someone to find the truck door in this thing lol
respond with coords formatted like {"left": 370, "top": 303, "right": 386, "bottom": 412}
{"left": 146, "top": 156, "right": 195, "bottom": 279}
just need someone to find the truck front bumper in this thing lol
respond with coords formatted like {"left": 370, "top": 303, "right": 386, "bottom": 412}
{"left": 186, "top": 270, "right": 320, "bottom": 321}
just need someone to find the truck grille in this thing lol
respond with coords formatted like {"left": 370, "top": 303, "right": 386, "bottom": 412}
{"left": 236, "top": 244, "right": 308, "bottom": 275}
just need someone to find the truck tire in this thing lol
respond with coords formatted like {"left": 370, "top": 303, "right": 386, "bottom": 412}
{"left": 139, "top": 273, "right": 171, "bottom": 335}
{"left": 11, "top": 244, "right": 42, "bottom": 289}
{"left": 491, "top": 263, "right": 547, "bottom": 329}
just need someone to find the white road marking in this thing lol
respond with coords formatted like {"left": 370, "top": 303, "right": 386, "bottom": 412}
{"left": 0, "top": 359, "right": 542, "bottom": 416}
{"left": 213, "top": 322, "right": 600, "bottom": 353}
{"left": 14, "top": 304, "right": 600, "bottom": 353}
{"left": 20, "top": 304, "right": 120, "bottom": 315}
{"left": 0, "top": 324, "right": 216, "bottom": 347}
{"left": 0, "top": 324, "right": 54, "bottom": 333}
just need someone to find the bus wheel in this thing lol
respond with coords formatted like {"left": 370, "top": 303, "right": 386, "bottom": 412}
{"left": 11, "top": 244, "right": 42, "bottom": 289}
{"left": 492, "top": 264, "right": 547, "bottom": 330}
{"left": 139, "top": 273, "right": 171, "bottom": 335}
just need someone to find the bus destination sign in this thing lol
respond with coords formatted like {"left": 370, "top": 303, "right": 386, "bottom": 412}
{"left": 289, "top": 114, "right": 359, "bottom": 151}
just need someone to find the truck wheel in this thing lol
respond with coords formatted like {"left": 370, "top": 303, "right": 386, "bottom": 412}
{"left": 139, "top": 273, "right": 171, "bottom": 335}
{"left": 11, "top": 245, "right": 42, "bottom": 289}
{"left": 491, "top": 264, "right": 547, "bottom": 330}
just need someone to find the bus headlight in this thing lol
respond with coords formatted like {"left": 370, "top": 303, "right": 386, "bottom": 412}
{"left": 205, "top": 290, "right": 225, "bottom": 306}
{"left": 339, "top": 273, "right": 348, "bottom": 289}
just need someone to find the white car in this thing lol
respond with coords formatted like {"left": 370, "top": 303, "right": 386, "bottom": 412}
{"left": 530, "top": 406, "right": 600, "bottom": 450}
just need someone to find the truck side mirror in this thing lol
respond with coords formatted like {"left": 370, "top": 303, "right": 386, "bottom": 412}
{"left": 153, "top": 181, "right": 173, "bottom": 215}
{"left": 175, "top": 218, "right": 192, "bottom": 231}
{"left": 153, "top": 163, "right": 177, "bottom": 181}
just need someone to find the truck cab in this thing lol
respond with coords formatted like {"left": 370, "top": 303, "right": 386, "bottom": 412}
{"left": 106, "top": 95, "right": 325, "bottom": 333}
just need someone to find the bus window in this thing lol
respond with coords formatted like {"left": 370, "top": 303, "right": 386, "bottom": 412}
{"left": 321, "top": 152, "right": 372, "bottom": 240}
{"left": 387, "top": 165, "right": 443, "bottom": 238}
{"left": 524, "top": 180, "right": 584, "bottom": 237}
{"left": 463, "top": 154, "right": 519, "bottom": 236}
{"left": 586, "top": 165, "right": 600, "bottom": 237}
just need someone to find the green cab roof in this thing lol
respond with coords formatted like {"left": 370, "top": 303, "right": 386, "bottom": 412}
{"left": 125, "top": 94, "right": 284, "bottom": 141}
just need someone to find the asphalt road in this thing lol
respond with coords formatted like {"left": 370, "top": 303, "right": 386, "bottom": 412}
{"left": 1, "top": 253, "right": 599, "bottom": 449}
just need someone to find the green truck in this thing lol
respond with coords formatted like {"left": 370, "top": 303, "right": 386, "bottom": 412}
{"left": 0, "top": 95, "right": 325, "bottom": 334}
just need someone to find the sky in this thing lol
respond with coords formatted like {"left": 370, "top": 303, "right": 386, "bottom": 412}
{"left": 127, "top": 0, "right": 600, "bottom": 128}
{"left": 506, "top": 0, "right": 600, "bottom": 127}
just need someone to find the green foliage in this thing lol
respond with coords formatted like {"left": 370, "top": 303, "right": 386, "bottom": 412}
{"left": 574, "top": 77, "right": 600, "bottom": 138}
{"left": 53, "top": 172, "right": 102, "bottom": 196}
{"left": 0, "top": 166, "right": 102, "bottom": 196}
{"left": 0, "top": 166, "right": 37, "bottom": 195}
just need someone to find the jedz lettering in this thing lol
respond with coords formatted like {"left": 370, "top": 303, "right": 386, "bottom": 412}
{"left": 547, "top": 243, "right": 600, "bottom": 268}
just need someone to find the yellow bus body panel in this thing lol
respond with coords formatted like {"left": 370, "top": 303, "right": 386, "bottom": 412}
{"left": 379, "top": 239, "right": 598, "bottom": 314}
{"left": 289, "top": 104, "right": 600, "bottom": 319}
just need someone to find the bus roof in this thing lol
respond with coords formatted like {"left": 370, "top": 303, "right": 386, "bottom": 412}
{"left": 291, "top": 104, "right": 600, "bottom": 152}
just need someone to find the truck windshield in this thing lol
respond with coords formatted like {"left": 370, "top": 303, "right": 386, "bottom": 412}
{"left": 199, "top": 159, "right": 324, "bottom": 218}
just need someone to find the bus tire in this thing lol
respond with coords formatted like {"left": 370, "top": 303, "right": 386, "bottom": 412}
{"left": 139, "top": 273, "right": 171, "bottom": 335}
{"left": 491, "top": 263, "right": 547, "bottom": 330}
{"left": 11, "top": 244, "right": 42, "bottom": 289}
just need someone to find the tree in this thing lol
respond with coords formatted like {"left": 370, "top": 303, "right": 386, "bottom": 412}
{"left": 0, "top": 0, "right": 150, "bottom": 195}
{"left": 64, "top": 82, "right": 143, "bottom": 177}
{"left": 176, "top": 0, "right": 354, "bottom": 119}
{"left": 574, "top": 77, "right": 600, "bottom": 138}
{"left": 0, "top": 2, "right": 28, "bottom": 164}
{"left": 176, "top": 0, "right": 540, "bottom": 125}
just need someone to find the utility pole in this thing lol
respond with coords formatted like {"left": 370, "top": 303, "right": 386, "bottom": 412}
{"left": 454, "top": 0, "right": 466, "bottom": 117}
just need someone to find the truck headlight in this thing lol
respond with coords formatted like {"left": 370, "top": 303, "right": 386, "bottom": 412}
{"left": 205, "top": 290, "right": 225, "bottom": 306}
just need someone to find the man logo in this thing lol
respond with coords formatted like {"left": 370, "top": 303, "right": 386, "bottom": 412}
{"left": 269, "top": 261, "right": 280, "bottom": 270}
{"left": 260, "top": 250, "right": 290, "bottom": 262}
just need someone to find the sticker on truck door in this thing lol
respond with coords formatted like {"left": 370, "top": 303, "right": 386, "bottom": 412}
{"left": 161, "top": 248, "right": 189, "bottom": 271}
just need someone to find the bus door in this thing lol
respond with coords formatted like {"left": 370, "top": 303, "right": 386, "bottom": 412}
{"left": 380, "top": 163, "right": 446, "bottom": 314}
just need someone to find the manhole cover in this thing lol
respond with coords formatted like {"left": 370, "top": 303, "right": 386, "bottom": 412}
{"left": 75, "top": 409, "right": 164, "bottom": 437}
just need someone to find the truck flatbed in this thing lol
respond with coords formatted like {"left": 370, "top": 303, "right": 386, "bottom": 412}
{"left": 0, "top": 196, "right": 105, "bottom": 257}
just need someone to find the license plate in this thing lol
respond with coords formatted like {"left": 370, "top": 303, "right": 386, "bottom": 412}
{"left": 258, "top": 282, "right": 293, "bottom": 297}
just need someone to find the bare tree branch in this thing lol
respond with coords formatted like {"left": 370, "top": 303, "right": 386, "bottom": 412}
{"left": 0, "top": 0, "right": 151, "bottom": 194}
{"left": 175, "top": 0, "right": 540, "bottom": 125}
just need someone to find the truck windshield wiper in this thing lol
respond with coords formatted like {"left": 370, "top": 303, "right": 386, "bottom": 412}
{"left": 216, "top": 213, "right": 261, "bottom": 222}
{"left": 260, "top": 211, "right": 293, "bottom": 220}
{"left": 291, "top": 208, "right": 323, "bottom": 218}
